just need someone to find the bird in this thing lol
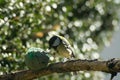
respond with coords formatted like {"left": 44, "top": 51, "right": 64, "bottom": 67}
{"left": 48, "top": 35, "right": 75, "bottom": 59}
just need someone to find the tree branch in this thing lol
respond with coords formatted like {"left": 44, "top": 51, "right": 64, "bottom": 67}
{"left": 0, "top": 58, "right": 120, "bottom": 80}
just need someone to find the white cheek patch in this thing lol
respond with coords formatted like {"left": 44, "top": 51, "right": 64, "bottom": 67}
{"left": 52, "top": 38, "right": 60, "bottom": 46}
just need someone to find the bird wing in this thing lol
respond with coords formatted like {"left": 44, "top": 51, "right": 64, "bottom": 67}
{"left": 58, "top": 35, "right": 75, "bottom": 58}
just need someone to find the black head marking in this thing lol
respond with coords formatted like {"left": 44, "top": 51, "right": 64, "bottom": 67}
{"left": 49, "top": 36, "right": 61, "bottom": 49}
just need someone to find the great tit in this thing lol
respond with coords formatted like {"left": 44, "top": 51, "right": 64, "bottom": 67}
{"left": 48, "top": 35, "right": 75, "bottom": 58}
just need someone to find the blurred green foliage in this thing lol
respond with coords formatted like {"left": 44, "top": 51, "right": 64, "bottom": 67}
{"left": 0, "top": 0, "right": 120, "bottom": 80}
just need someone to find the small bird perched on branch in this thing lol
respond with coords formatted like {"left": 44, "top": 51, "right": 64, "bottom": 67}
{"left": 48, "top": 35, "right": 75, "bottom": 59}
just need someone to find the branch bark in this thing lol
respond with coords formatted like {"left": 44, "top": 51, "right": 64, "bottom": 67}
{"left": 0, "top": 58, "right": 120, "bottom": 80}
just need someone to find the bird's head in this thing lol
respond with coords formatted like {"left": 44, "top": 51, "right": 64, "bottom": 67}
{"left": 48, "top": 35, "right": 61, "bottom": 49}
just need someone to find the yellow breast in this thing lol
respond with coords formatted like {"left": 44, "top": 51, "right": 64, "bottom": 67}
{"left": 56, "top": 43, "right": 71, "bottom": 58}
